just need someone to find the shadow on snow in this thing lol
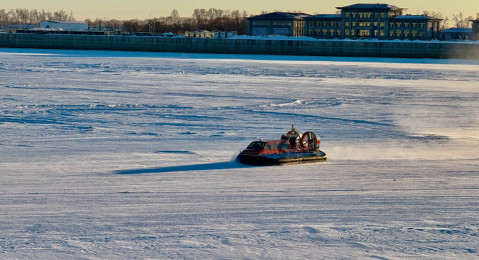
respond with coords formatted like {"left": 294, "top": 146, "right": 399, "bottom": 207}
{"left": 114, "top": 161, "right": 254, "bottom": 175}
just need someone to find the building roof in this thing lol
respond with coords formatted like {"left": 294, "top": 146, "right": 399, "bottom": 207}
{"left": 391, "top": 15, "right": 442, "bottom": 21}
{"left": 247, "top": 12, "right": 310, "bottom": 21}
{"left": 42, "top": 20, "right": 88, "bottom": 24}
{"left": 305, "top": 14, "right": 342, "bottom": 20}
{"left": 336, "top": 3, "right": 404, "bottom": 11}
{"left": 470, "top": 19, "right": 479, "bottom": 23}
{"left": 441, "top": 28, "right": 472, "bottom": 33}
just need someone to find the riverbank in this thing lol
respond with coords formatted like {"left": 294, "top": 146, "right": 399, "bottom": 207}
{"left": 1, "top": 33, "right": 478, "bottom": 59}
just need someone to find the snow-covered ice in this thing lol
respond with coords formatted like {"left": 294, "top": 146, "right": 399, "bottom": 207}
{"left": 1, "top": 48, "right": 478, "bottom": 259}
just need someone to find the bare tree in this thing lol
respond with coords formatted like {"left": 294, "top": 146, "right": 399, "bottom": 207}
{"left": 422, "top": 10, "right": 450, "bottom": 30}
{"left": 452, "top": 12, "right": 474, "bottom": 28}
{"left": 170, "top": 9, "right": 180, "bottom": 25}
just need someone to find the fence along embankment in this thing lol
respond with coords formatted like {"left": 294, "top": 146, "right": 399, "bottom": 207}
{"left": 1, "top": 33, "right": 478, "bottom": 59}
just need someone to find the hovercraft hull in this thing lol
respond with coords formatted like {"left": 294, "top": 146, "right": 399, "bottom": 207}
{"left": 237, "top": 150, "right": 327, "bottom": 165}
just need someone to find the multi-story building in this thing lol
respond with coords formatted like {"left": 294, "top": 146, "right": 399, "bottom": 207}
{"left": 304, "top": 14, "right": 342, "bottom": 39}
{"left": 338, "top": 3, "right": 404, "bottom": 39}
{"left": 247, "top": 3, "right": 445, "bottom": 41}
{"left": 245, "top": 12, "right": 309, "bottom": 37}
{"left": 388, "top": 15, "right": 441, "bottom": 40}
{"left": 304, "top": 3, "right": 442, "bottom": 40}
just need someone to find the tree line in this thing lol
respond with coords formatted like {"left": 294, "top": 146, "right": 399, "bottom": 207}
{"left": 422, "top": 11, "right": 476, "bottom": 30}
{"left": 87, "top": 9, "right": 248, "bottom": 34}
{"left": 1, "top": 8, "right": 477, "bottom": 33}
{"left": 0, "top": 9, "right": 74, "bottom": 25}
{"left": 0, "top": 8, "right": 248, "bottom": 34}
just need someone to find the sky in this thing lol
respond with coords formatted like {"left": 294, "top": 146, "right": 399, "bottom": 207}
{"left": 3, "top": 0, "right": 479, "bottom": 21}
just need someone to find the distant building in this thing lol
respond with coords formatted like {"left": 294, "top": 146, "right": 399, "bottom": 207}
{"left": 441, "top": 28, "right": 472, "bottom": 41}
{"left": 40, "top": 21, "right": 88, "bottom": 31}
{"left": 212, "top": 31, "right": 238, "bottom": 39}
{"left": 185, "top": 30, "right": 214, "bottom": 38}
{"left": 4, "top": 24, "right": 36, "bottom": 32}
{"left": 471, "top": 19, "right": 479, "bottom": 41}
{"left": 304, "top": 3, "right": 442, "bottom": 40}
{"left": 246, "top": 12, "right": 310, "bottom": 37}
{"left": 184, "top": 30, "right": 238, "bottom": 38}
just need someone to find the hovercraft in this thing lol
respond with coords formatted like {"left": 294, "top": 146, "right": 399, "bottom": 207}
{"left": 236, "top": 125, "right": 327, "bottom": 165}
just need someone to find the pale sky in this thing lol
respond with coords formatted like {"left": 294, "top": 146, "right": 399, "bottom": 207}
{"left": 3, "top": 0, "right": 479, "bottom": 21}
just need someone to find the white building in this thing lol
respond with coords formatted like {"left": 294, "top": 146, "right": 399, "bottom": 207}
{"left": 40, "top": 21, "right": 88, "bottom": 31}
{"left": 185, "top": 30, "right": 238, "bottom": 38}
{"left": 212, "top": 31, "right": 238, "bottom": 39}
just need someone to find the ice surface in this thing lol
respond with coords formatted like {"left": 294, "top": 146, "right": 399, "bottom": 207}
{"left": 1, "top": 48, "right": 478, "bottom": 259}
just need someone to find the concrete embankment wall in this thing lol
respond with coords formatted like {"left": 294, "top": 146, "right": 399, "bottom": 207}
{"left": 1, "top": 33, "right": 479, "bottom": 59}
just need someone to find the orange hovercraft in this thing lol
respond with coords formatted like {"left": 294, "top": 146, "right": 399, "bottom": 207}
{"left": 236, "top": 125, "right": 327, "bottom": 165}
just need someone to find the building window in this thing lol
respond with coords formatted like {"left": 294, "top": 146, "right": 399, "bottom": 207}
{"left": 412, "top": 30, "right": 417, "bottom": 37}
{"left": 396, "top": 22, "right": 402, "bottom": 28}
{"left": 380, "top": 30, "right": 385, "bottom": 36}
{"left": 381, "top": 12, "right": 386, "bottom": 19}
{"left": 396, "top": 30, "right": 401, "bottom": 37}
{"left": 404, "top": 22, "right": 409, "bottom": 28}
{"left": 359, "top": 30, "right": 370, "bottom": 37}
{"left": 412, "top": 23, "right": 417, "bottom": 28}
{"left": 315, "top": 29, "right": 320, "bottom": 35}
{"left": 380, "top": 22, "right": 385, "bottom": 28}
{"left": 352, "top": 22, "right": 356, "bottom": 27}
{"left": 389, "top": 31, "right": 394, "bottom": 37}
{"left": 322, "top": 29, "right": 327, "bottom": 35}
{"left": 352, "top": 12, "right": 357, "bottom": 18}
{"left": 345, "top": 29, "right": 350, "bottom": 36}
{"left": 404, "top": 30, "right": 409, "bottom": 38}
{"left": 390, "top": 22, "right": 394, "bottom": 27}
{"left": 322, "top": 22, "right": 327, "bottom": 27}
{"left": 345, "top": 12, "right": 350, "bottom": 18}
{"left": 420, "top": 23, "right": 425, "bottom": 29}
{"left": 330, "top": 21, "right": 335, "bottom": 27}
{"left": 345, "top": 22, "right": 350, "bottom": 27}
{"left": 419, "top": 32, "right": 424, "bottom": 37}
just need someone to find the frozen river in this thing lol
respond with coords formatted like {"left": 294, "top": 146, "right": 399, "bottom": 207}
{"left": 1, "top": 48, "right": 478, "bottom": 259}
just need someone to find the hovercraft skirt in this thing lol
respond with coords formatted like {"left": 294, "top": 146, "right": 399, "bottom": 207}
{"left": 237, "top": 151, "right": 327, "bottom": 166}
